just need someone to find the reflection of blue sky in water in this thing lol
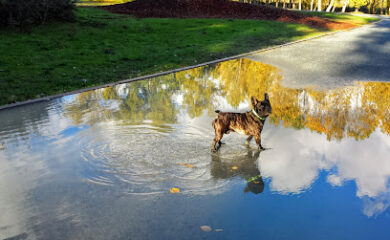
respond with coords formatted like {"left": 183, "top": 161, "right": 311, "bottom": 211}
{"left": 260, "top": 125, "right": 390, "bottom": 217}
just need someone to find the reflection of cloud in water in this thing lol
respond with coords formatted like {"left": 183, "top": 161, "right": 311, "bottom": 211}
{"left": 0, "top": 103, "right": 88, "bottom": 239}
{"left": 260, "top": 127, "right": 328, "bottom": 194}
{"left": 260, "top": 124, "right": 390, "bottom": 216}
{"left": 363, "top": 190, "right": 390, "bottom": 217}
{"left": 0, "top": 150, "right": 47, "bottom": 240}
{"left": 326, "top": 129, "right": 390, "bottom": 198}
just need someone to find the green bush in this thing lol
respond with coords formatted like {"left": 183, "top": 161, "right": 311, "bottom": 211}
{"left": 0, "top": 0, "right": 74, "bottom": 27}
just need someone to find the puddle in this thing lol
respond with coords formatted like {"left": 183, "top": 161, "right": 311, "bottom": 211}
{"left": 1, "top": 58, "right": 390, "bottom": 239}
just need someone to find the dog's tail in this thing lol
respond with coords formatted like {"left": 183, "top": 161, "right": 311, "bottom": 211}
{"left": 212, "top": 110, "right": 221, "bottom": 128}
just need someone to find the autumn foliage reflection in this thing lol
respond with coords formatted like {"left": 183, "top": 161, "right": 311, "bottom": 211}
{"left": 66, "top": 58, "right": 390, "bottom": 141}
{"left": 214, "top": 59, "right": 390, "bottom": 140}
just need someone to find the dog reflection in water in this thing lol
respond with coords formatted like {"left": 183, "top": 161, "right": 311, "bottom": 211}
{"left": 211, "top": 149, "right": 264, "bottom": 194}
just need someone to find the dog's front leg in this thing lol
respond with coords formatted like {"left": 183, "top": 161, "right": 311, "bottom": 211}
{"left": 255, "top": 135, "right": 265, "bottom": 150}
{"left": 211, "top": 133, "right": 223, "bottom": 151}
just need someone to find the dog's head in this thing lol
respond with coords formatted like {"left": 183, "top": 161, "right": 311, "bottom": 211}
{"left": 251, "top": 93, "right": 272, "bottom": 118}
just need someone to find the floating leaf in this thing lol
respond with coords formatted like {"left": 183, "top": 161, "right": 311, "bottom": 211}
{"left": 169, "top": 187, "right": 180, "bottom": 194}
{"left": 0, "top": 145, "right": 5, "bottom": 150}
{"left": 231, "top": 166, "right": 238, "bottom": 170}
{"left": 179, "top": 163, "right": 194, "bottom": 168}
{"left": 215, "top": 229, "right": 223, "bottom": 232}
{"left": 200, "top": 225, "right": 212, "bottom": 232}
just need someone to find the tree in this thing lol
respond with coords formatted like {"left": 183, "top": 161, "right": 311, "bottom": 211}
{"left": 326, "top": 0, "right": 335, "bottom": 11}
{"left": 311, "top": 0, "right": 315, "bottom": 10}
{"left": 368, "top": 0, "right": 378, "bottom": 13}
{"left": 351, "top": 0, "right": 369, "bottom": 11}
{"left": 318, "top": 0, "right": 322, "bottom": 11}
{"left": 0, "top": 0, "right": 74, "bottom": 27}
{"left": 342, "top": 0, "right": 349, "bottom": 11}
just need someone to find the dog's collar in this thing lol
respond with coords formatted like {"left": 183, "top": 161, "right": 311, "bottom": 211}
{"left": 247, "top": 174, "right": 262, "bottom": 183}
{"left": 251, "top": 109, "right": 266, "bottom": 121}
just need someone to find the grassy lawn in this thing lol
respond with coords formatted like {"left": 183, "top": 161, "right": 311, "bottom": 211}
{"left": 301, "top": 11, "right": 379, "bottom": 25}
{"left": 0, "top": 7, "right": 376, "bottom": 105}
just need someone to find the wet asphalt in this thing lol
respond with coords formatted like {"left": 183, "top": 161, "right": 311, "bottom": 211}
{"left": 247, "top": 18, "right": 390, "bottom": 89}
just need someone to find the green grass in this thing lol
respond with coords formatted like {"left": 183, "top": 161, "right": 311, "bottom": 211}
{"left": 301, "top": 11, "right": 379, "bottom": 25}
{"left": 0, "top": 7, "right": 375, "bottom": 105}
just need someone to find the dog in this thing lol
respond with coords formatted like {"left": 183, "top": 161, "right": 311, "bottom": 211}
{"left": 211, "top": 93, "right": 272, "bottom": 151}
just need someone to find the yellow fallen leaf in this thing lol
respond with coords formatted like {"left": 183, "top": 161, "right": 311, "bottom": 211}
{"left": 231, "top": 166, "right": 238, "bottom": 170}
{"left": 170, "top": 187, "right": 180, "bottom": 194}
{"left": 0, "top": 145, "right": 5, "bottom": 150}
{"left": 179, "top": 163, "right": 194, "bottom": 168}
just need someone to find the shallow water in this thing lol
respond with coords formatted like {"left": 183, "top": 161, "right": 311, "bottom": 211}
{"left": 1, "top": 58, "right": 390, "bottom": 240}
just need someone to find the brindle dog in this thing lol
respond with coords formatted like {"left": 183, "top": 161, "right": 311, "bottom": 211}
{"left": 211, "top": 93, "right": 272, "bottom": 151}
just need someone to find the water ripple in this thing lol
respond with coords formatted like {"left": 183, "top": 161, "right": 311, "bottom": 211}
{"left": 79, "top": 123, "right": 230, "bottom": 196}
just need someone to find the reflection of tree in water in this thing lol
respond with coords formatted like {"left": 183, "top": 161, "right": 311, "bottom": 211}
{"left": 175, "top": 67, "right": 217, "bottom": 118}
{"left": 65, "top": 75, "right": 181, "bottom": 126}
{"left": 65, "top": 58, "right": 390, "bottom": 141}
{"left": 211, "top": 149, "right": 264, "bottom": 195}
{"left": 213, "top": 59, "right": 390, "bottom": 141}
{"left": 65, "top": 66, "right": 219, "bottom": 126}
{"left": 215, "top": 58, "right": 278, "bottom": 108}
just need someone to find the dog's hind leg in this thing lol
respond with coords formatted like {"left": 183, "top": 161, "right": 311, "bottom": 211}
{"left": 255, "top": 135, "right": 264, "bottom": 150}
{"left": 212, "top": 133, "right": 223, "bottom": 151}
{"left": 245, "top": 135, "right": 253, "bottom": 146}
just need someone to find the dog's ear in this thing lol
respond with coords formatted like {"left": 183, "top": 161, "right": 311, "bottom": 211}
{"left": 264, "top": 93, "right": 269, "bottom": 101}
{"left": 251, "top": 96, "right": 259, "bottom": 106}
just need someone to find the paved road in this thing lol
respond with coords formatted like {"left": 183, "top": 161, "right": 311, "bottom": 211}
{"left": 247, "top": 18, "right": 390, "bottom": 89}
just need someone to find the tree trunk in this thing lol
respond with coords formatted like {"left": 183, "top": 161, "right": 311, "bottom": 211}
{"left": 387, "top": 0, "right": 390, "bottom": 14}
{"left": 332, "top": 4, "right": 336, "bottom": 11}
{"left": 368, "top": 0, "right": 377, "bottom": 14}
{"left": 292, "top": 0, "right": 296, "bottom": 9}
{"left": 283, "top": 0, "right": 286, "bottom": 8}
{"left": 326, "top": 0, "right": 335, "bottom": 11}
{"left": 299, "top": 0, "right": 302, "bottom": 9}
{"left": 276, "top": 0, "right": 279, "bottom": 7}
{"left": 318, "top": 0, "right": 322, "bottom": 11}
{"left": 381, "top": 0, "right": 384, "bottom": 14}
{"left": 342, "top": 0, "right": 349, "bottom": 12}
{"left": 310, "top": 0, "right": 315, "bottom": 10}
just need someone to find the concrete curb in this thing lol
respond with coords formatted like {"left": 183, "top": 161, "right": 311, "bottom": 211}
{"left": 0, "top": 18, "right": 384, "bottom": 111}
